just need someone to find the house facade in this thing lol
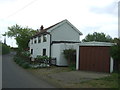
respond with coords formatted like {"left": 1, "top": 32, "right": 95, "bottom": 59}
{"left": 29, "top": 19, "right": 82, "bottom": 66}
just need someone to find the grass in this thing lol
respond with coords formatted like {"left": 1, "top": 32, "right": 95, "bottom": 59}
{"left": 27, "top": 67, "right": 119, "bottom": 88}
{"left": 76, "top": 73, "right": 119, "bottom": 88}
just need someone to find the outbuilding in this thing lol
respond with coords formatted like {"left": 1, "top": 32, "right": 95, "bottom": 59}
{"left": 76, "top": 42, "right": 115, "bottom": 73}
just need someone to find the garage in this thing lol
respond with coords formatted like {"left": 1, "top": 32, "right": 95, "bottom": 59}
{"left": 76, "top": 42, "right": 114, "bottom": 73}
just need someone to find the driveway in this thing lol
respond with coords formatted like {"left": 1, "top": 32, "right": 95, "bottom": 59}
{"left": 48, "top": 71, "right": 110, "bottom": 83}
{"left": 2, "top": 52, "right": 55, "bottom": 88}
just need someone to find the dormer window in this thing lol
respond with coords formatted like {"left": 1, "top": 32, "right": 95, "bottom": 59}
{"left": 34, "top": 38, "right": 37, "bottom": 44}
{"left": 43, "top": 35, "right": 47, "bottom": 42}
{"left": 38, "top": 36, "right": 41, "bottom": 43}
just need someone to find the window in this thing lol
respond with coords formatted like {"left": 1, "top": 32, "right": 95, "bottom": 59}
{"left": 43, "top": 35, "right": 47, "bottom": 42}
{"left": 31, "top": 49, "right": 33, "bottom": 54}
{"left": 43, "top": 49, "right": 46, "bottom": 56}
{"left": 31, "top": 39, "right": 33, "bottom": 44}
{"left": 34, "top": 39, "right": 37, "bottom": 44}
{"left": 38, "top": 36, "right": 41, "bottom": 43}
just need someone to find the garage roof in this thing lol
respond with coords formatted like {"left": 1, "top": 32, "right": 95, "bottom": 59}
{"left": 79, "top": 41, "right": 115, "bottom": 46}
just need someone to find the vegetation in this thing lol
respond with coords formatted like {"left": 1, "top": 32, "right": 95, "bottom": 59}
{"left": 3, "top": 24, "right": 37, "bottom": 51}
{"left": 63, "top": 49, "right": 76, "bottom": 70}
{"left": 110, "top": 38, "right": 120, "bottom": 72}
{"left": 77, "top": 73, "right": 118, "bottom": 88}
{"left": 0, "top": 42, "right": 10, "bottom": 55}
{"left": 82, "top": 32, "right": 113, "bottom": 42}
{"left": 14, "top": 55, "right": 30, "bottom": 69}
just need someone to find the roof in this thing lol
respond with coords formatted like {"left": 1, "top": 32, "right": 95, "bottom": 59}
{"left": 79, "top": 41, "right": 115, "bottom": 46}
{"left": 31, "top": 19, "right": 82, "bottom": 38}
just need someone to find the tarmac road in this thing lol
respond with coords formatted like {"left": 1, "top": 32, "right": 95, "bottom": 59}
{"left": 2, "top": 52, "right": 55, "bottom": 88}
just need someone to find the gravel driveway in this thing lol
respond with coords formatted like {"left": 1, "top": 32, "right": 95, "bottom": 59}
{"left": 48, "top": 70, "right": 110, "bottom": 83}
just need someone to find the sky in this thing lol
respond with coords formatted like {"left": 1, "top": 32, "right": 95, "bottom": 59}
{"left": 0, "top": 0, "right": 119, "bottom": 47}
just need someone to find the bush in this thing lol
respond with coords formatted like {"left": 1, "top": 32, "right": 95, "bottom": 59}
{"left": 1, "top": 43, "right": 10, "bottom": 55}
{"left": 13, "top": 55, "right": 30, "bottom": 69}
{"left": 21, "top": 62, "right": 30, "bottom": 69}
{"left": 69, "top": 64, "right": 76, "bottom": 70}
{"left": 36, "top": 55, "right": 50, "bottom": 64}
{"left": 21, "top": 51, "right": 31, "bottom": 57}
{"left": 63, "top": 49, "right": 76, "bottom": 65}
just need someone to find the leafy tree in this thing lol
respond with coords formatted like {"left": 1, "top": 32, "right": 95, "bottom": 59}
{"left": 82, "top": 32, "right": 113, "bottom": 42}
{"left": 3, "top": 24, "right": 37, "bottom": 51}
{"left": 110, "top": 38, "right": 120, "bottom": 71}
{"left": 0, "top": 42, "right": 10, "bottom": 55}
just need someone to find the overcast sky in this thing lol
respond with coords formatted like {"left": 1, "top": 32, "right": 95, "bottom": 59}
{"left": 0, "top": 0, "right": 119, "bottom": 47}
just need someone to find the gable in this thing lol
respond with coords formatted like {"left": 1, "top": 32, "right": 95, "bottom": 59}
{"left": 50, "top": 22, "right": 81, "bottom": 41}
{"left": 31, "top": 19, "right": 82, "bottom": 39}
{"left": 48, "top": 19, "right": 82, "bottom": 35}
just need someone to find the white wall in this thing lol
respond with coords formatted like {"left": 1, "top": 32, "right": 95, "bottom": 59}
{"left": 30, "top": 34, "right": 50, "bottom": 58}
{"left": 51, "top": 23, "right": 80, "bottom": 42}
{"left": 51, "top": 43, "right": 78, "bottom": 66}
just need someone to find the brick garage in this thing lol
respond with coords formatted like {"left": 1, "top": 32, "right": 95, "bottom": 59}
{"left": 76, "top": 42, "right": 114, "bottom": 73}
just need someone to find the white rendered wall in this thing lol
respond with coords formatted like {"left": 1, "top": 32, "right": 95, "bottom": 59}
{"left": 30, "top": 34, "right": 50, "bottom": 58}
{"left": 51, "top": 43, "right": 78, "bottom": 66}
{"left": 51, "top": 23, "right": 80, "bottom": 42}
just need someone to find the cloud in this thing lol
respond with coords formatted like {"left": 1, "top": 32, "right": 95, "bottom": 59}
{"left": 90, "top": 1, "right": 118, "bottom": 16}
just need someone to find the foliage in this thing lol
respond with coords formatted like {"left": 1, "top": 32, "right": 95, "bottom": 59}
{"left": 63, "top": 49, "right": 76, "bottom": 65}
{"left": 110, "top": 38, "right": 120, "bottom": 61}
{"left": 3, "top": 24, "right": 37, "bottom": 51}
{"left": 21, "top": 51, "right": 31, "bottom": 57}
{"left": 69, "top": 64, "right": 76, "bottom": 70}
{"left": 0, "top": 42, "right": 10, "bottom": 55}
{"left": 36, "top": 55, "right": 49, "bottom": 60}
{"left": 110, "top": 38, "right": 120, "bottom": 72}
{"left": 36, "top": 55, "right": 50, "bottom": 64}
{"left": 82, "top": 32, "right": 113, "bottom": 42}
{"left": 14, "top": 55, "right": 30, "bottom": 69}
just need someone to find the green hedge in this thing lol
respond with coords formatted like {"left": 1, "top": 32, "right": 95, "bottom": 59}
{"left": 0, "top": 43, "right": 10, "bottom": 55}
{"left": 13, "top": 55, "right": 30, "bottom": 69}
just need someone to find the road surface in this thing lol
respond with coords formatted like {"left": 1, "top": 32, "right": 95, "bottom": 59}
{"left": 2, "top": 52, "right": 55, "bottom": 88}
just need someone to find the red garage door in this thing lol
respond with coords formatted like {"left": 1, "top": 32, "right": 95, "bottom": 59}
{"left": 79, "top": 46, "right": 110, "bottom": 73}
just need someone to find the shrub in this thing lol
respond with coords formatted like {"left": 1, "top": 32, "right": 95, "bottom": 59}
{"left": 1, "top": 43, "right": 10, "bottom": 55}
{"left": 21, "top": 62, "right": 30, "bottom": 69}
{"left": 36, "top": 55, "right": 50, "bottom": 64}
{"left": 63, "top": 49, "right": 76, "bottom": 65}
{"left": 69, "top": 64, "right": 76, "bottom": 70}
{"left": 21, "top": 51, "right": 31, "bottom": 57}
{"left": 13, "top": 55, "right": 30, "bottom": 69}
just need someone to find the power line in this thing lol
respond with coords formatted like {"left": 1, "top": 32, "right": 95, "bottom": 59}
{"left": 7, "top": 0, "right": 38, "bottom": 18}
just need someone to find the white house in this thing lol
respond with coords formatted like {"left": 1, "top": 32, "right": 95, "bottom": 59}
{"left": 29, "top": 19, "right": 82, "bottom": 66}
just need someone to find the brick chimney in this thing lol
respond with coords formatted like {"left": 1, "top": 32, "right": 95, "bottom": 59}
{"left": 40, "top": 25, "right": 44, "bottom": 31}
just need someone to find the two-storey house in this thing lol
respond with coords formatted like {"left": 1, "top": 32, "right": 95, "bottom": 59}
{"left": 29, "top": 19, "right": 82, "bottom": 66}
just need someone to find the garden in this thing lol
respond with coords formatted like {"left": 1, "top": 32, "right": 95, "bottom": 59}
{"left": 13, "top": 51, "right": 51, "bottom": 69}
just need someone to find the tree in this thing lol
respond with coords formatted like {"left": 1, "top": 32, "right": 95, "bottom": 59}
{"left": 3, "top": 24, "right": 37, "bottom": 51}
{"left": 0, "top": 42, "right": 10, "bottom": 55}
{"left": 110, "top": 38, "right": 120, "bottom": 71}
{"left": 82, "top": 32, "right": 113, "bottom": 42}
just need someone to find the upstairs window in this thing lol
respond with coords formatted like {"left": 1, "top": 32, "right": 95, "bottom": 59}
{"left": 43, "top": 35, "right": 47, "bottom": 42}
{"left": 31, "top": 39, "right": 33, "bottom": 44}
{"left": 38, "top": 36, "right": 41, "bottom": 43}
{"left": 34, "top": 38, "right": 37, "bottom": 44}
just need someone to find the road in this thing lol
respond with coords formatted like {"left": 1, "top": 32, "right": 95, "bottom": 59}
{"left": 2, "top": 52, "right": 55, "bottom": 88}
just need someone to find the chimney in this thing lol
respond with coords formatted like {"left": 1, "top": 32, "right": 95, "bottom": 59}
{"left": 40, "top": 25, "right": 44, "bottom": 31}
